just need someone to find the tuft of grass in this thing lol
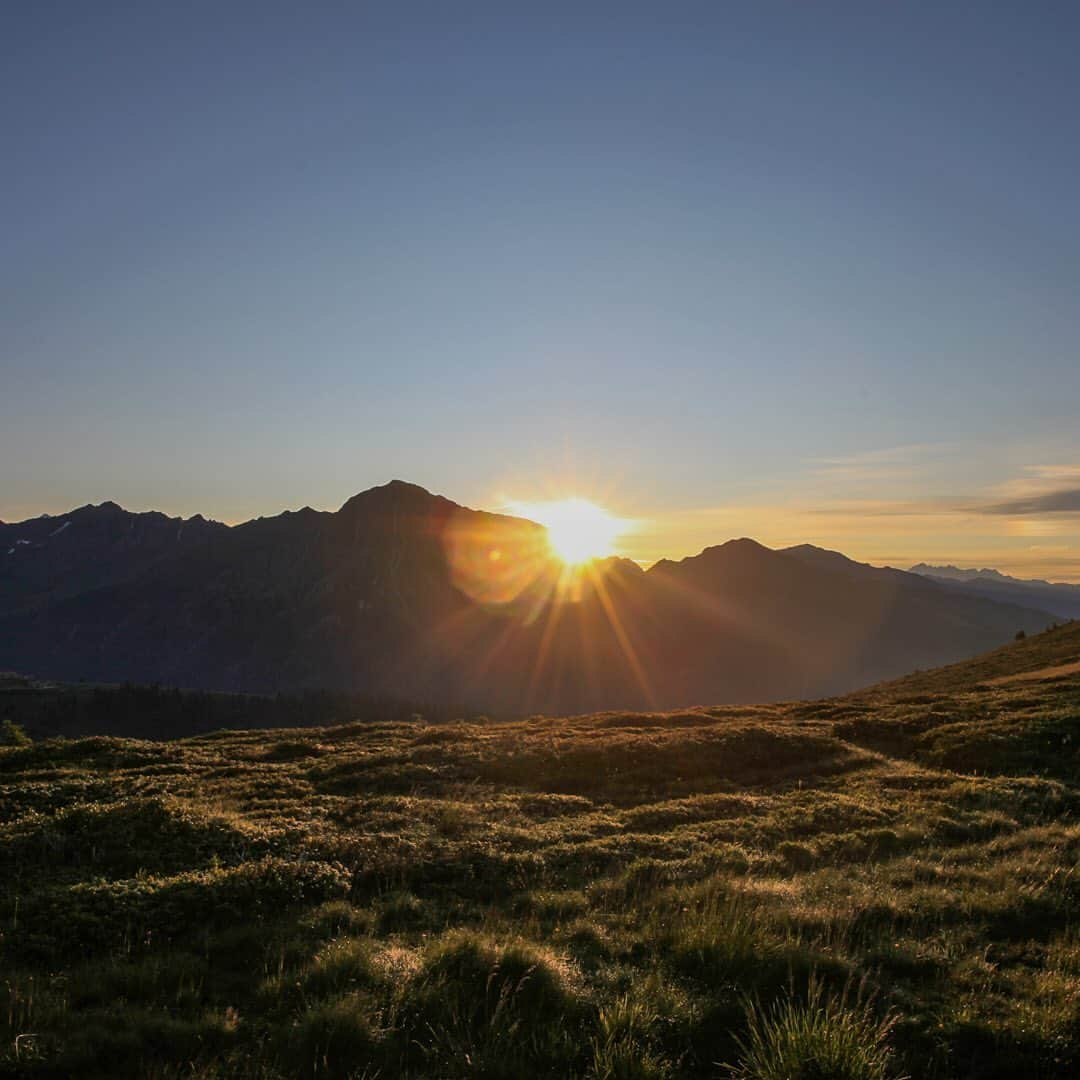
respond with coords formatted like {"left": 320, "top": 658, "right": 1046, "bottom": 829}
{"left": 517, "top": 887, "right": 589, "bottom": 923}
{"left": 398, "top": 930, "right": 584, "bottom": 1075}
{"left": 726, "top": 975, "right": 904, "bottom": 1080}
{"left": 1, "top": 972, "right": 64, "bottom": 1068}
{"left": 656, "top": 883, "right": 782, "bottom": 989}
{"left": 280, "top": 992, "right": 382, "bottom": 1078}
{"left": 298, "top": 937, "right": 382, "bottom": 1003}
{"left": 588, "top": 993, "right": 674, "bottom": 1079}
{"left": 375, "top": 889, "right": 428, "bottom": 933}
{"left": 302, "top": 899, "right": 373, "bottom": 940}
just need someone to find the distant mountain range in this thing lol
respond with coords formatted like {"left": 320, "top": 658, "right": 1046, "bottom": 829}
{"left": 910, "top": 563, "right": 1080, "bottom": 621}
{"left": 0, "top": 481, "right": 1061, "bottom": 715}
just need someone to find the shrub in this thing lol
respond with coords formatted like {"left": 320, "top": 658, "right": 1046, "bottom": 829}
{"left": 0, "top": 719, "right": 31, "bottom": 747}
{"left": 3, "top": 795, "right": 264, "bottom": 877}
{"left": 12, "top": 857, "right": 351, "bottom": 961}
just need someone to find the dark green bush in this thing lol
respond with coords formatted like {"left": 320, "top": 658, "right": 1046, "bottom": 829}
{"left": 1, "top": 718, "right": 31, "bottom": 747}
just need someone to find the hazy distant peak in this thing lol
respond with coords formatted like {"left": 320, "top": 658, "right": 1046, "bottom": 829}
{"left": 911, "top": 562, "right": 991, "bottom": 578}
{"left": 907, "top": 563, "right": 1080, "bottom": 619}
{"left": 914, "top": 564, "right": 1030, "bottom": 584}
{"left": 911, "top": 563, "right": 1080, "bottom": 590}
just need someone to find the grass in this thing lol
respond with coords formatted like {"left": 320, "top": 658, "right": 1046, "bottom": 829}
{"left": 727, "top": 976, "right": 901, "bottom": 1080}
{"left": 0, "top": 622, "right": 1077, "bottom": 1076}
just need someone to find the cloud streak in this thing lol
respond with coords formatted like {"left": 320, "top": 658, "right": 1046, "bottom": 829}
{"left": 981, "top": 488, "right": 1080, "bottom": 515}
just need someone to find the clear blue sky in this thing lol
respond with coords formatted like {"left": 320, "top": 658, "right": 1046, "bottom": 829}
{"left": 4, "top": 3, "right": 1079, "bottom": 576}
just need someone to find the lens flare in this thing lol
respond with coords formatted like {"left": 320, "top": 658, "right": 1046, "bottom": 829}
{"left": 505, "top": 497, "right": 626, "bottom": 566}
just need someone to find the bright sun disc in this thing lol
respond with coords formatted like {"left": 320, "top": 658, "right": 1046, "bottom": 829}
{"left": 506, "top": 497, "right": 625, "bottom": 566}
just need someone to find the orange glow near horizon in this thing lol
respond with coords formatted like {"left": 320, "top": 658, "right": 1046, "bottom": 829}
{"left": 505, "top": 497, "right": 627, "bottom": 567}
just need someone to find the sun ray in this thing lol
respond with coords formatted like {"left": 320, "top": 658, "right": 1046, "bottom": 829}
{"left": 526, "top": 574, "right": 570, "bottom": 707}
{"left": 585, "top": 560, "right": 656, "bottom": 708}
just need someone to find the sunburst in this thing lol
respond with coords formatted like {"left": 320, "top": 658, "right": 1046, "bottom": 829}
{"left": 506, "top": 497, "right": 626, "bottom": 566}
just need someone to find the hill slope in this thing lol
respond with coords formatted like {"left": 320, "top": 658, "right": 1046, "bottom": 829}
{"left": 2, "top": 623, "right": 1078, "bottom": 1077}
{"left": 0, "top": 483, "right": 1057, "bottom": 715}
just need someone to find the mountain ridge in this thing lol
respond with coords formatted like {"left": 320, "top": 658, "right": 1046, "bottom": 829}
{"left": 910, "top": 561, "right": 1080, "bottom": 620}
{"left": 0, "top": 482, "right": 1060, "bottom": 713}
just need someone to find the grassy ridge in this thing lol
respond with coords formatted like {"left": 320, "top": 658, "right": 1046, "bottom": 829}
{"left": 1, "top": 624, "right": 1078, "bottom": 1077}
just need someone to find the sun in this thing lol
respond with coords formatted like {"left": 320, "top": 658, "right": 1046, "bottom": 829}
{"left": 505, "top": 497, "right": 625, "bottom": 566}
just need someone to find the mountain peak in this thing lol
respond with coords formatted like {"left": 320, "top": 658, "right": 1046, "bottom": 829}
{"left": 911, "top": 563, "right": 1010, "bottom": 582}
{"left": 75, "top": 500, "right": 125, "bottom": 515}
{"left": 702, "top": 537, "right": 774, "bottom": 558}
{"left": 592, "top": 555, "right": 646, "bottom": 577}
{"left": 337, "top": 480, "right": 447, "bottom": 515}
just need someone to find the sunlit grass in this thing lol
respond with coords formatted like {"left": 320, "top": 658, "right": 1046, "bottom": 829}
{"left": 0, "top": 622, "right": 1076, "bottom": 1076}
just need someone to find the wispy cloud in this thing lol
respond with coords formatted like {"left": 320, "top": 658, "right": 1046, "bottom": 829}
{"left": 804, "top": 443, "right": 955, "bottom": 487}
{"left": 978, "top": 463, "right": 1080, "bottom": 515}
{"left": 993, "top": 464, "right": 1080, "bottom": 494}
{"left": 982, "top": 488, "right": 1080, "bottom": 515}
{"left": 808, "top": 496, "right": 977, "bottom": 518}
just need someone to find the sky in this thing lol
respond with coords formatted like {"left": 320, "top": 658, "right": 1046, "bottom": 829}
{"left": 3, "top": 2, "right": 1080, "bottom": 579}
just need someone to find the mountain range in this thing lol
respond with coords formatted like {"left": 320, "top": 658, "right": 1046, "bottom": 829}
{"left": 909, "top": 563, "right": 1080, "bottom": 620}
{"left": 0, "top": 481, "right": 1060, "bottom": 714}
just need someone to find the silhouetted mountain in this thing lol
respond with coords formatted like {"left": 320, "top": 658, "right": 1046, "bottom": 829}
{"left": 0, "top": 502, "right": 226, "bottom": 615}
{"left": 909, "top": 563, "right": 1080, "bottom": 620}
{"left": 0, "top": 485, "right": 1058, "bottom": 715}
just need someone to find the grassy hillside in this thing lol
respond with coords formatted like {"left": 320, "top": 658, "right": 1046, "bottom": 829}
{"left": 1, "top": 624, "right": 1078, "bottom": 1078}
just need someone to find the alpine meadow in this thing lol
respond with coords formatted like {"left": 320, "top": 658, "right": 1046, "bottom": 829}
{"left": 3, "top": 622, "right": 1079, "bottom": 1077}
